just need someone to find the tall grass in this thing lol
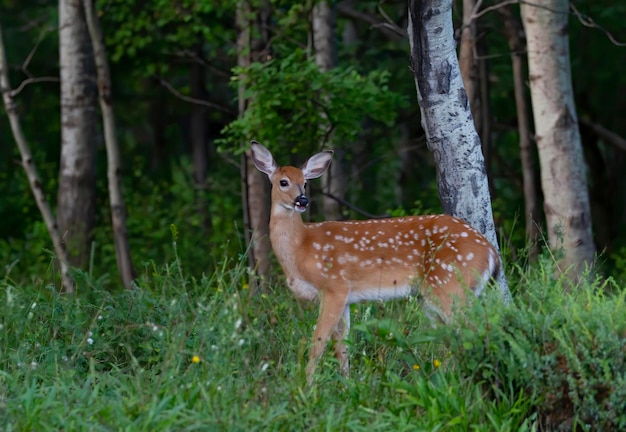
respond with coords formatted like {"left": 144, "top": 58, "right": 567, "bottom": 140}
{"left": 0, "top": 250, "right": 539, "bottom": 431}
{"left": 4, "top": 244, "right": 624, "bottom": 431}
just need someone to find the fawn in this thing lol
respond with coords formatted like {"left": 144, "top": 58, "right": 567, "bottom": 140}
{"left": 250, "top": 141, "right": 499, "bottom": 383}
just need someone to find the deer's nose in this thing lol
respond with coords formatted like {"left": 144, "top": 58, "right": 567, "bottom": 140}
{"left": 294, "top": 194, "right": 309, "bottom": 212}
{"left": 295, "top": 194, "right": 309, "bottom": 208}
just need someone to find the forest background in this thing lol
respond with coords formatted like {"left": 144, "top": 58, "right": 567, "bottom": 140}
{"left": 1, "top": 0, "right": 626, "bottom": 430}
{"left": 1, "top": 0, "right": 625, "bottom": 285}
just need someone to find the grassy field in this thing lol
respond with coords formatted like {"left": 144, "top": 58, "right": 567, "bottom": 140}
{"left": 1, "top": 251, "right": 623, "bottom": 431}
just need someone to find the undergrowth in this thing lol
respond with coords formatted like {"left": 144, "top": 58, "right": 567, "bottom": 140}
{"left": 443, "top": 257, "right": 626, "bottom": 431}
{"left": 0, "top": 251, "right": 623, "bottom": 430}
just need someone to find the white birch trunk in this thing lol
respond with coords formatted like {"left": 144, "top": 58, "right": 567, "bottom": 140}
{"left": 83, "top": 0, "right": 136, "bottom": 289}
{"left": 58, "top": 0, "right": 97, "bottom": 267}
{"left": 0, "top": 25, "right": 74, "bottom": 293}
{"left": 407, "top": 0, "right": 510, "bottom": 301}
{"left": 521, "top": 0, "right": 595, "bottom": 278}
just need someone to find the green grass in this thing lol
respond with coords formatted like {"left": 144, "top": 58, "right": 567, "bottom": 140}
{"left": 0, "top": 252, "right": 539, "bottom": 431}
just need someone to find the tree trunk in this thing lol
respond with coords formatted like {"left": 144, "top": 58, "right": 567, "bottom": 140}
{"left": 477, "top": 38, "right": 493, "bottom": 194}
{"left": 458, "top": 0, "right": 493, "bottom": 193}
{"left": 500, "top": 6, "right": 541, "bottom": 262}
{"left": 312, "top": 0, "right": 346, "bottom": 221}
{"left": 237, "top": 0, "right": 271, "bottom": 292}
{"left": 580, "top": 127, "right": 612, "bottom": 254}
{"left": 0, "top": 24, "right": 74, "bottom": 293}
{"left": 190, "top": 42, "right": 211, "bottom": 232}
{"left": 149, "top": 77, "right": 167, "bottom": 171}
{"left": 407, "top": 0, "right": 510, "bottom": 302}
{"left": 83, "top": 0, "right": 136, "bottom": 289}
{"left": 57, "top": 0, "right": 97, "bottom": 268}
{"left": 521, "top": 0, "right": 595, "bottom": 279}
{"left": 458, "top": 0, "right": 479, "bottom": 129}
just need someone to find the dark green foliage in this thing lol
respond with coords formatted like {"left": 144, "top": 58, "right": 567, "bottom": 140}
{"left": 0, "top": 152, "right": 241, "bottom": 286}
{"left": 221, "top": 49, "right": 407, "bottom": 154}
{"left": 443, "top": 258, "right": 626, "bottom": 430}
{"left": 2, "top": 0, "right": 626, "bottom": 281}
{"left": 99, "top": 0, "right": 235, "bottom": 74}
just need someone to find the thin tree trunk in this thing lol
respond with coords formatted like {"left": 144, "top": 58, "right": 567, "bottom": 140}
{"left": 477, "top": 38, "right": 493, "bottom": 194}
{"left": 521, "top": 0, "right": 595, "bottom": 279}
{"left": 149, "top": 77, "right": 167, "bottom": 171}
{"left": 459, "top": 0, "right": 493, "bottom": 192}
{"left": 312, "top": 1, "right": 333, "bottom": 72}
{"left": 500, "top": 6, "right": 541, "bottom": 262}
{"left": 237, "top": 0, "right": 271, "bottom": 292}
{"left": 579, "top": 127, "right": 612, "bottom": 254}
{"left": 313, "top": 0, "right": 346, "bottom": 221}
{"left": 57, "top": 0, "right": 98, "bottom": 268}
{"left": 83, "top": 0, "right": 136, "bottom": 289}
{"left": 407, "top": 0, "right": 510, "bottom": 302}
{"left": 0, "top": 25, "right": 74, "bottom": 293}
{"left": 458, "top": 0, "right": 480, "bottom": 129}
{"left": 190, "top": 42, "right": 211, "bottom": 232}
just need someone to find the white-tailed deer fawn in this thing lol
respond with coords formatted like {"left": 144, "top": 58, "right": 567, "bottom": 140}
{"left": 250, "top": 141, "right": 499, "bottom": 383}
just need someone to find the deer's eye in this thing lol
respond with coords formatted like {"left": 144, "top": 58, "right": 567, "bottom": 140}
{"left": 279, "top": 179, "right": 289, "bottom": 187}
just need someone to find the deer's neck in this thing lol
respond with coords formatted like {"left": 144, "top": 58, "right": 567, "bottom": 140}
{"left": 268, "top": 207, "right": 305, "bottom": 273}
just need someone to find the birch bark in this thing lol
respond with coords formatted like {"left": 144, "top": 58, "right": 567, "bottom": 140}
{"left": 521, "top": 0, "right": 595, "bottom": 278}
{"left": 57, "top": 0, "right": 97, "bottom": 267}
{"left": 407, "top": 0, "right": 510, "bottom": 301}
{"left": 0, "top": 25, "right": 74, "bottom": 293}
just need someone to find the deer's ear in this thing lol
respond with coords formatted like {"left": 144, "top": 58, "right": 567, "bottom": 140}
{"left": 302, "top": 150, "right": 333, "bottom": 179}
{"left": 250, "top": 141, "right": 278, "bottom": 177}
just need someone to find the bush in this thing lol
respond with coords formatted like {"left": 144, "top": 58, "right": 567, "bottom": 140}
{"left": 444, "top": 258, "right": 626, "bottom": 430}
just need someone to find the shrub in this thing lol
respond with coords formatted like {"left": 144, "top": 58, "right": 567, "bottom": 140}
{"left": 444, "top": 258, "right": 626, "bottom": 430}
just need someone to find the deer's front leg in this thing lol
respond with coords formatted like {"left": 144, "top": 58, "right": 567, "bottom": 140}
{"left": 306, "top": 290, "right": 348, "bottom": 385}
{"left": 332, "top": 304, "right": 351, "bottom": 377}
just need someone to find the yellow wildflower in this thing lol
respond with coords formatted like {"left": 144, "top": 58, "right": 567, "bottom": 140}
{"left": 412, "top": 364, "right": 420, "bottom": 371}
{"left": 192, "top": 355, "right": 201, "bottom": 364}
{"left": 433, "top": 359, "right": 442, "bottom": 368}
